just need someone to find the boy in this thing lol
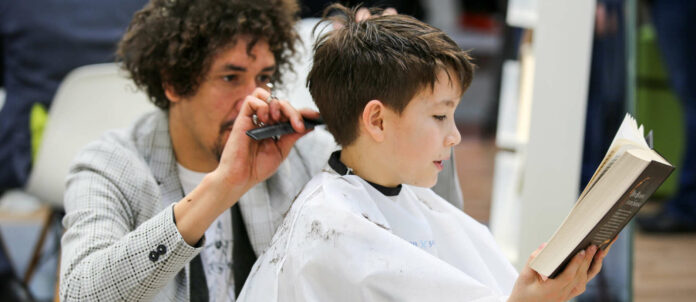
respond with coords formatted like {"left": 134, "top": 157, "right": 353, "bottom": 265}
{"left": 239, "top": 5, "right": 609, "bottom": 301}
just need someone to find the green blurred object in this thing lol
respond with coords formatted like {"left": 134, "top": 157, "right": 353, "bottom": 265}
{"left": 635, "top": 24, "right": 684, "bottom": 199}
{"left": 30, "top": 103, "right": 48, "bottom": 163}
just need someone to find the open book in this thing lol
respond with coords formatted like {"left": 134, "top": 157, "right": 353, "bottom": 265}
{"left": 529, "top": 114, "right": 674, "bottom": 278}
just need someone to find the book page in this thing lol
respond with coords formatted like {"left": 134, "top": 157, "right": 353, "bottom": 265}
{"left": 578, "top": 114, "right": 649, "bottom": 201}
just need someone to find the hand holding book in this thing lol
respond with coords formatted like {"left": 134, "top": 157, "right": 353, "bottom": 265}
{"left": 510, "top": 243, "right": 604, "bottom": 302}
{"left": 529, "top": 114, "right": 674, "bottom": 278}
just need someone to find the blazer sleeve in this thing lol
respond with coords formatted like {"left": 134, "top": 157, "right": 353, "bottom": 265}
{"left": 59, "top": 138, "right": 201, "bottom": 301}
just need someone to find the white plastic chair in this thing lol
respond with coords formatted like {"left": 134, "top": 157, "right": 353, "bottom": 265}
{"left": 25, "top": 63, "right": 156, "bottom": 208}
{"left": 0, "top": 63, "right": 154, "bottom": 291}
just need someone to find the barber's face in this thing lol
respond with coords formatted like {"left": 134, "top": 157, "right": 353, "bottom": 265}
{"left": 167, "top": 35, "right": 276, "bottom": 172}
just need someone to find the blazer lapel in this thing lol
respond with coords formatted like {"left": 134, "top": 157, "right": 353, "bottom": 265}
{"left": 137, "top": 110, "right": 184, "bottom": 209}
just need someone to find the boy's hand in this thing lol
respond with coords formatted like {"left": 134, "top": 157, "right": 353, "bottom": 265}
{"left": 585, "top": 236, "right": 617, "bottom": 281}
{"left": 508, "top": 238, "right": 615, "bottom": 302}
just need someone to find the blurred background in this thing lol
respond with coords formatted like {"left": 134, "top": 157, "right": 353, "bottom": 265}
{"left": 1, "top": 0, "right": 694, "bottom": 301}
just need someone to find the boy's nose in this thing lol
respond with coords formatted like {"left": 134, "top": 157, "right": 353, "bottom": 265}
{"left": 445, "top": 124, "right": 461, "bottom": 147}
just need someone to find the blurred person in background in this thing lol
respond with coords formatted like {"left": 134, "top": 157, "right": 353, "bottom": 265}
{"left": 1, "top": 2, "right": 146, "bottom": 300}
{"left": 637, "top": 0, "right": 696, "bottom": 233}
{"left": 0, "top": 1, "right": 148, "bottom": 194}
{"left": 579, "top": 1, "right": 630, "bottom": 301}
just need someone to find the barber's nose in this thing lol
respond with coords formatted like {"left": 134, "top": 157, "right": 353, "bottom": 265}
{"left": 242, "top": 79, "right": 257, "bottom": 96}
{"left": 234, "top": 98, "right": 245, "bottom": 112}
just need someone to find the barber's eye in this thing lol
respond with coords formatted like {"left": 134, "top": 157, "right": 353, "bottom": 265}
{"left": 257, "top": 74, "right": 272, "bottom": 85}
{"left": 223, "top": 75, "right": 238, "bottom": 82}
{"left": 433, "top": 115, "right": 447, "bottom": 121}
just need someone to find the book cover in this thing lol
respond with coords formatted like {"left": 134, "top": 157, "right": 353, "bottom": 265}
{"left": 529, "top": 114, "right": 674, "bottom": 278}
{"left": 545, "top": 159, "right": 673, "bottom": 278}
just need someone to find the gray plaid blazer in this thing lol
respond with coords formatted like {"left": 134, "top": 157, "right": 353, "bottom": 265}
{"left": 59, "top": 110, "right": 463, "bottom": 301}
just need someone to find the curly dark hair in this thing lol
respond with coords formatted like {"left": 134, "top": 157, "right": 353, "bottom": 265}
{"left": 117, "top": 0, "right": 300, "bottom": 110}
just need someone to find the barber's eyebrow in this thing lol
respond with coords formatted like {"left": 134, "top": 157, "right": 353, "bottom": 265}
{"left": 221, "top": 64, "right": 276, "bottom": 72}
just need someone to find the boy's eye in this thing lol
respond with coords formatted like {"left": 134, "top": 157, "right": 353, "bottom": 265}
{"left": 433, "top": 115, "right": 447, "bottom": 121}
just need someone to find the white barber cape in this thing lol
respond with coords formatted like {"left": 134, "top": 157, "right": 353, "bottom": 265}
{"left": 239, "top": 165, "right": 518, "bottom": 301}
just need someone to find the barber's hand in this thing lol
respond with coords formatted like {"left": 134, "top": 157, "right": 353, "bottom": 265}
{"left": 333, "top": 7, "right": 398, "bottom": 29}
{"left": 356, "top": 7, "right": 397, "bottom": 21}
{"left": 508, "top": 239, "right": 613, "bottom": 302}
{"left": 215, "top": 88, "right": 318, "bottom": 193}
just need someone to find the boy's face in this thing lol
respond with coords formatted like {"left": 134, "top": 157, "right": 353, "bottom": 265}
{"left": 168, "top": 35, "right": 276, "bottom": 172}
{"left": 383, "top": 69, "right": 462, "bottom": 188}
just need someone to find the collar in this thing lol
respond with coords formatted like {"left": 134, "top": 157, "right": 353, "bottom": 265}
{"left": 328, "top": 150, "right": 402, "bottom": 196}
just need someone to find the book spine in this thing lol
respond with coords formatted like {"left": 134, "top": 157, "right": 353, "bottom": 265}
{"left": 548, "top": 160, "right": 674, "bottom": 278}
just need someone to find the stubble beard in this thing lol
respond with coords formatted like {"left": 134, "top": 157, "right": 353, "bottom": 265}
{"left": 213, "top": 138, "right": 224, "bottom": 163}
{"left": 214, "top": 119, "right": 236, "bottom": 162}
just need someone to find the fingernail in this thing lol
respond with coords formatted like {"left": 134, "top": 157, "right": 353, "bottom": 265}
{"left": 579, "top": 250, "right": 586, "bottom": 257}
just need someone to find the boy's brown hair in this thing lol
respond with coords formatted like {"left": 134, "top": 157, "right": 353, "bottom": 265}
{"left": 307, "top": 4, "right": 474, "bottom": 146}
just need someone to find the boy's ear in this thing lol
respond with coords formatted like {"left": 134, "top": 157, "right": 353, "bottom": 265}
{"left": 361, "top": 100, "right": 386, "bottom": 142}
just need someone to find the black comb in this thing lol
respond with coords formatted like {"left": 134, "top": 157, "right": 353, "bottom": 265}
{"left": 246, "top": 117, "right": 324, "bottom": 140}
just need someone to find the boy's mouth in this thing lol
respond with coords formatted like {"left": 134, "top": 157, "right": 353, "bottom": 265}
{"left": 433, "top": 160, "right": 444, "bottom": 170}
